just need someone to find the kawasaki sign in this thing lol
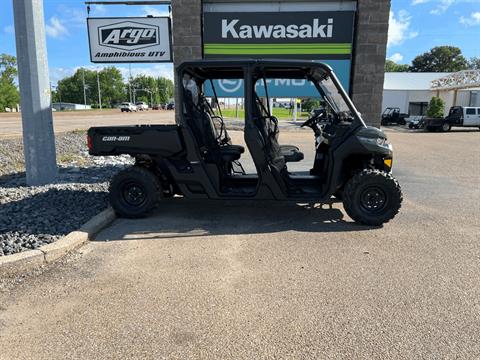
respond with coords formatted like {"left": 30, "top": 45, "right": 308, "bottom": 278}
{"left": 203, "top": 11, "right": 355, "bottom": 60}
{"left": 87, "top": 17, "right": 172, "bottom": 63}
{"left": 203, "top": 9, "right": 355, "bottom": 96}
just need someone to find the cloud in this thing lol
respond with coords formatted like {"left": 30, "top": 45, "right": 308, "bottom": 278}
{"left": 49, "top": 67, "right": 77, "bottom": 83}
{"left": 4, "top": 25, "right": 14, "bottom": 34}
{"left": 118, "top": 64, "right": 174, "bottom": 81}
{"left": 45, "top": 17, "right": 69, "bottom": 39}
{"left": 91, "top": 4, "right": 107, "bottom": 16}
{"left": 411, "top": 0, "right": 477, "bottom": 15}
{"left": 388, "top": 53, "right": 404, "bottom": 63}
{"left": 460, "top": 12, "right": 480, "bottom": 26}
{"left": 141, "top": 5, "right": 170, "bottom": 17}
{"left": 388, "top": 11, "right": 418, "bottom": 47}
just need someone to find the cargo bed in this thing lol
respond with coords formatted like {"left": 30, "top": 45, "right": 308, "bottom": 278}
{"left": 87, "top": 125, "right": 184, "bottom": 157}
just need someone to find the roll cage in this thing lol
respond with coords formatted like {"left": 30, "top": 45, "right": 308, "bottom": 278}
{"left": 177, "top": 59, "right": 367, "bottom": 130}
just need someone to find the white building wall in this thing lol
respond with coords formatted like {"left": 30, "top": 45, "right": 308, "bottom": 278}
{"left": 383, "top": 90, "right": 434, "bottom": 114}
{"left": 382, "top": 90, "right": 409, "bottom": 113}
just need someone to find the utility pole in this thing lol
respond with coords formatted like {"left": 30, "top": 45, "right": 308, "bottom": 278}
{"left": 129, "top": 63, "right": 133, "bottom": 103}
{"left": 82, "top": 68, "right": 87, "bottom": 106}
{"left": 96, "top": 70, "right": 102, "bottom": 110}
{"left": 13, "top": 0, "right": 57, "bottom": 185}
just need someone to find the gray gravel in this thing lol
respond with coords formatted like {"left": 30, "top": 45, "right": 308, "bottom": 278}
{"left": 0, "top": 131, "right": 133, "bottom": 257}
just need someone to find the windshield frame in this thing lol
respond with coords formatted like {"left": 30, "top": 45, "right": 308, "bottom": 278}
{"left": 309, "top": 67, "right": 367, "bottom": 128}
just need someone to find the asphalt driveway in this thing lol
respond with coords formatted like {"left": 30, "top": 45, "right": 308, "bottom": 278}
{"left": 1, "top": 128, "right": 479, "bottom": 359}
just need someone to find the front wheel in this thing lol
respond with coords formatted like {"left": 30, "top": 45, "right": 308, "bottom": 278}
{"left": 109, "top": 166, "right": 162, "bottom": 218}
{"left": 442, "top": 122, "right": 451, "bottom": 132}
{"left": 343, "top": 169, "right": 403, "bottom": 226}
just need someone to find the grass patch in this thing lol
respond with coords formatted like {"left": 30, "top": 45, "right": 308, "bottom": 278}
{"left": 58, "top": 153, "right": 87, "bottom": 166}
{"left": 70, "top": 129, "right": 87, "bottom": 135}
{"left": 220, "top": 108, "right": 310, "bottom": 120}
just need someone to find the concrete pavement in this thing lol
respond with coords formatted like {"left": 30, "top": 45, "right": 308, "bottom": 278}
{"left": 0, "top": 129, "right": 479, "bottom": 359}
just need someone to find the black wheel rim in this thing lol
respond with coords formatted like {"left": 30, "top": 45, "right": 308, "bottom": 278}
{"left": 359, "top": 186, "right": 388, "bottom": 214}
{"left": 121, "top": 181, "right": 147, "bottom": 207}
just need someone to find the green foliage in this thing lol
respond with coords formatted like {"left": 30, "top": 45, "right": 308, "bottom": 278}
{"left": 427, "top": 97, "right": 445, "bottom": 118}
{"left": 411, "top": 46, "right": 468, "bottom": 72}
{"left": 468, "top": 57, "right": 480, "bottom": 70}
{"left": 0, "top": 54, "right": 20, "bottom": 111}
{"left": 55, "top": 67, "right": 126, "bottom": 108}
{"left": 128, "top": 75, "right": 174, "bottom": 105}
{"left": 54, "top": 67, "right": 174, "bottom": 108}
{"left": 302, "top": 98, "right": 320, "bottom": 112}
{"left": 385, "top": 60, "right": 410, "bottom": 72}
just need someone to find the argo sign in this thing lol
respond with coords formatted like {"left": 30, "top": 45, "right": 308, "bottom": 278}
{"left": 87, "top": 17, "right": 172, "bottom": 63}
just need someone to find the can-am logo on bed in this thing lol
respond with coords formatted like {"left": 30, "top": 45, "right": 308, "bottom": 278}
{"left": 99, "top": 21, "right": 159, "bottom": 51}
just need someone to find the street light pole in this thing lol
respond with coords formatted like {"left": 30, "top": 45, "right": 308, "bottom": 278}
{"left": 82, "top": 68, "right": 87, "bottom": 106}
{"left": 97, "top": 70, "right": 102, "bottom": 110}
{"left": 13, "top": 0, "right": 57, "bottom": 185}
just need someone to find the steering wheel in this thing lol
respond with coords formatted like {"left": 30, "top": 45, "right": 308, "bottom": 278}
{"left": 301, "top": 111, "right": 323, "bottom": 128}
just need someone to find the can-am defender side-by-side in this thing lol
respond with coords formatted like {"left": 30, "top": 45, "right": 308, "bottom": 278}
{"left": 88, "top": 60, "right": 402, "bottom": 226}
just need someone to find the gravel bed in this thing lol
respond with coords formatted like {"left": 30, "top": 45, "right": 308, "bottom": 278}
{"left": 0, "top": 131, "right": 133, "bottom": 257}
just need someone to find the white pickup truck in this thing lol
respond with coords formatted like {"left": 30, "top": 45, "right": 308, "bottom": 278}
{"left": 120, "top": 102, "right": 137, "bottom": 112}
{"left": 426, "top": 106, "right": 480, "bottom": 132}
{"left": 136, "top": 102, "right": 149, "bottom": 111}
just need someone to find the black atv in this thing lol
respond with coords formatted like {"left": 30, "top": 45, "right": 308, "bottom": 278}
{"left": 381, "top": 107, "right": 408, "bottom": 126}
{"left": 88, "top": 60, "right": 402, "bottom": 226}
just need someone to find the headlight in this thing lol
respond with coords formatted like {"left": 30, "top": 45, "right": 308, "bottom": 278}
{"left": 358, "top": 136, "right": 388, "bottom": 147}
{"left": 376, "top": 137, "right": 386, "bottom": 146}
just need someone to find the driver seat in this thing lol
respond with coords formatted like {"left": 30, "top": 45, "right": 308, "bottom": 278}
{"left": 253, "top": 95, "right": 303, "bottom": 163}
{"left": 257, "top": 110, "right": 304, "bottom": 163}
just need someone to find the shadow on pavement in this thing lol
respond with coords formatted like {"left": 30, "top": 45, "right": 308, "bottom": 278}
{"left": 95, "top": 199, "right": 376, "bottom": 242}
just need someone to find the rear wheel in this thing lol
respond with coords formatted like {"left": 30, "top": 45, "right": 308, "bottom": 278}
{"left": 343, "top": 169, "right": 402, "bottom": 226}
{"left": 109, "top": 166, "right": 162, "bottom": 218}
{"left": 442, "top": 122, "right": 451, "bottom": 132}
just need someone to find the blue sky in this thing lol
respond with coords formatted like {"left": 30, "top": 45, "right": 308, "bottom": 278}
{"left": 0, "top": 0, "right": 479, "bottom": 84}
{"left": 388, "top": 0, "right": 480, "bottom": 64}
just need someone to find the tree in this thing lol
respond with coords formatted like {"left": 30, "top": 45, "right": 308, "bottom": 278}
{"left": 156, "top": 77, "right": 174, "bottom": 104}
{"left": 411, "top": 46, "right": 468, "bottom": 72}
{"left": 427, "top": 97, "right": 445, "bottom": 118}
{"left": 129, "top": 75, "right": 174, "bottom": 105}
{"left": 56, "top": 67, "right": 126, "bottom": 108}
{"left": 0, "top": 54, "right": 20, "bottom": 112}
{"left": 385, "top": 60, "right": 410, "bottom": 72}
{"left": 468, "top": 57, "right": 480, "bottom": 70}
{"left": 302, "top": 98, "right": 320, "bottom": 112}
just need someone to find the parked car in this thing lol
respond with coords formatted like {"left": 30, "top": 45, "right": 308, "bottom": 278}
{"left": 408, "top": 116, "right": 426, "bottom": 129}
{"left": 152, "top": 104, "right": 162, "bottom": 110}
{"left": 426, "top": 106, "right": 480, "bottom": 132}
{"left": 166, "top": 102, "right": 175, "bottom": 110}
{"left": 381, "top": 107, "right": 408, "bottom": 126}
{"left": 136, "top": 102, "right": 149, "bottom": 111}
{"left": 120, "top": 102, "right": 137, "bottom": 112}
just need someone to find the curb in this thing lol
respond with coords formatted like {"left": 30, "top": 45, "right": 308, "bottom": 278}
{"left": 0, "top": 207, "right": 116, "bottom": 276}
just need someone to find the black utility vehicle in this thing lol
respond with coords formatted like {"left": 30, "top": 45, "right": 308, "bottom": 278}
{"left": 88, "top": 60, "right": 402, "bottom": 226}
{"left": 381, "top": 107, "right": 408, "bottom": 126}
